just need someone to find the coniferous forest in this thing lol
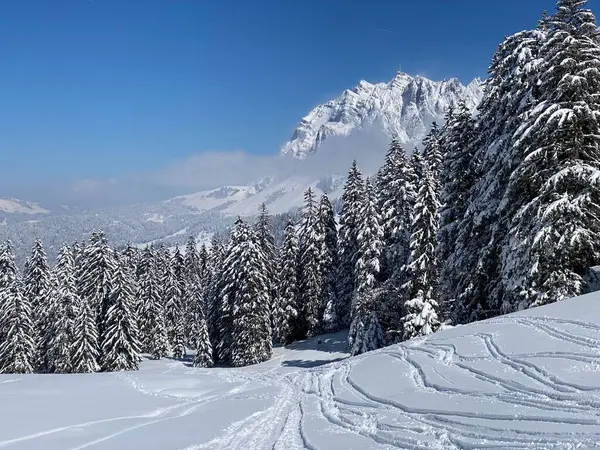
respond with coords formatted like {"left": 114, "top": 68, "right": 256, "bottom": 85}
{"left": 2, "top": 0, "right": 600, "bottom": 373}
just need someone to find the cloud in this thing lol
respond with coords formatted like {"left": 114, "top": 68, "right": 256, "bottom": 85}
{"left": 8, "top": 124, "right": 393, "bottom": 209}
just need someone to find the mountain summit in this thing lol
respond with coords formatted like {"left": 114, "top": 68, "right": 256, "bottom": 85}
{"left": 281, "top": 71, "right": 483, "bottom": 159}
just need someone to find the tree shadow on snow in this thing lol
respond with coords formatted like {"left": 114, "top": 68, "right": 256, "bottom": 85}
{"left": 281, "top": 357, "right": 347, "bottom": 368}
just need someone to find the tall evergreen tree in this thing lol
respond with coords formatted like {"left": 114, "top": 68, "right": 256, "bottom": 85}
{"left": 229, "top": 221, "right": 272, "bottom": 366}
{"left": 22, "top": 239, "right": 52, "bottom": 370}
{"left": 137, "top": 247, "right": 169, "bottom": 359}
{"left": 77, "top": 231, "right": 116, "bottom": 348}
{"left": 348, "top": 179, "right": 385, "bottom": 355}
{"left": 376, "top": 139, "right": 415, "bottom": 280}
{"left": 338, "top": 161, "right": 365, "bottom": 327}
{"left": 298, "top": 188, "right": 325, "bottom": 337}
{"left": 319, "top": 193, "right": 340, "bottom": 333}
{"left": 193, "top": 307, "right": 213, "bottom": 368}
{"left": 505, "top": 0, "right": 600, "bottom": 307}
{"left": 254, "top": 204, "right": 279, "bottom": 339}
{"left": 453, "top": 26, "right": 546, "bottom": 321}
{"left": 71, "top": 294, "right": 100, "bottom": 373}
{"left": 375, "top": 139, "right": 417, "bottom": 336}
{"left": 0, "top": 243, "right": 35, "bottom": 374}
{"left": 100, "top": 255, "right": 141, "bottom": 371}
{"left": 166, "top": 247, "right": 186, "bottom": 358}
{"left": 183, "top": 236, "right": 202, "bottom": 347}
{"left": 402, "top": 165, "right": 442, "bottom": 340}
{"left": 277, "top": 219, "right": 301, "bottom": 344}
{"left": 437, "top": 104, "right": 478, "bottom": 320}
{"left": 46, "top": 246, "right": 78, "bottom": 373}
{"left": 217, "top": 218, "right": 272, "bottom": 366}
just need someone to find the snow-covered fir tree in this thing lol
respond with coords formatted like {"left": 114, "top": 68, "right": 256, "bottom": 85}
{"left": 218, "top": 218, "right": 272, "bottom": 366}
{"left": 215, "top": 219, "right": 246, "bottom": 363}
{"left": 46, "top": 246, "right": 78, "bottom": 373}
{"left": 437, "top": 104, "right": 478, "bottom": 321}
{"left": 193, "top": 307, "right": 213, "bottom": 368}
{"left": 100, "top": 255, "right": 141, "bottom": 371}
{"left": 22, "top": 239, "right": 52, "bottom": 370}
{"left": 71, "top": 294, "right": 100, "bottom": 373}
{"left": 375, "top": 139, "right": 416, "bottom": 335}
{"left": 207, "top": 238, "right": 226, "bottom": 362}
{"left": 298, "top": 188, "right": 325, "bottom": 337}
{"left": 77, "top": 231, "right": 116, "bottom": 348}
{"left": 183, "top": 236, "right": 202, "bottom": 347}
{"left": 137, "top": 247, "right": 169, "bottom": 359}
{"left": 338, "top": 161, "right": 365, "bottom": 327}
{"left": 277, "top": 218, "right": 301, "bottom": 344}
{"left": 0, "top": 242, "right": 35, "bottom": 374}
{"left": 254, "top": 204, "right": 279, "bottom": 340}
{"left": 504, "top": 0, "right": 600, "bottom": 308}
{"left": 319, "top": 193, "right": 340, "bottom": 333}
{"left": 454, "top": 25, "right": 546, "bottom": 321}
{"left": 166, "top": 246, "right": 186, "bottom": 358}
{"left": 348, "top": 179, "right": 385, "bottom": 355}
{"left": 402, "top": 164, "right": 441, "bottom": 340}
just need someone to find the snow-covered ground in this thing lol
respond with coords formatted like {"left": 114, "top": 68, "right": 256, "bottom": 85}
{"left": 3, "top": 293, "right": 600, "bottom": 449}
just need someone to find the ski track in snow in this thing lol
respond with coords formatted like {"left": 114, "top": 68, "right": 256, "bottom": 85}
{"left": 3, "top": 314, "right": 600, "bottom": 449}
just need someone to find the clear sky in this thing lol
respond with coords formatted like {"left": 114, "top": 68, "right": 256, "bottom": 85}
{"left": 0, "top": 0, "right": 569, "bottom": 204}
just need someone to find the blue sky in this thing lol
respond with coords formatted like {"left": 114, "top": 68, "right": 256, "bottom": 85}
{"left": 0, "top": 0, "right": 564, "bottom": 204}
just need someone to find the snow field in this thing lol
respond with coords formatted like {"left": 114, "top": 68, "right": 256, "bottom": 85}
{"left": 3, "top": 295, "right": 600, "bottom": 449}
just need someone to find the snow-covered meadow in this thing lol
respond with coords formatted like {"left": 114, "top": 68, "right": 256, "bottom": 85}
{"left": 3, "top": 293, "right": 600, "bottom": 449}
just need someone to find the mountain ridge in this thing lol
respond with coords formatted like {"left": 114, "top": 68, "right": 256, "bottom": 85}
{"left": 280, "top": 71, "right": 483, "bottom": 159}
{"left": 1, "top": 70, "right": 483, "bottom": 261}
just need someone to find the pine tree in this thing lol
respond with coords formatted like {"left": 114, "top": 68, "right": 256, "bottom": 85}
{"left": 0, "top": 241, "right": 19, "bottom": 346}
{"left": 376, "top": 139, "right": 415, "bottom": 280}
{"left": 193, "top": 308, "right": 213, "bottom": 368}
{"left": 338, "top": 161, "right": 365, "bottom": 327}
{"left": 166, "top": 246, "right": 186, "bottom": 358}
{"left": 319, "top": 193, "right": 340, "bottom": 333}
{"left": 402, "top": 165, "right": 441, "bottom": 340}
{"left": 229, "top": 220, "right": 272, "bottom": 367}
{"left": 505, "top": 0, "right": 600, "bottom": 307}
{"left": 77, "top": 231, "right": 115, "bottom": 349}
{"left": 206, "top": 239, "right": 225, "bottom": 362}
{"left": 183, "top": 236, "right": 201, "bottom": 347}
{"left": 46, "top": 246, "right": 78, "bottom": 373}
{"left": 298, "top": 188, "right": 325, "bottom": 337}
{"left": 0, "top": 243, "right": 35, "bottom": 374}
{"left": 348, "top": 180, "right": 385, "bottom": 355}
{"left": 277, "top": 219, "right": 301, "bottom": 344}
{"left": 348, "top": 290, "right": 385, "bottom": 357}
{"left": 71, "top": 294, "right": 100, "bottom": 373}
{"left": 254, "top": 204, "right": 279, "bottom": 340}
{"left": 22, "top": 239, "right": 52, "bottom": 370}
{"left": 453, "top": 26, "right": 546, "bottom": 321}
{"left": 137, "top": 247, "right": 169, "bottom": 359}
{"left": 100, "top": 255, "right": 141, "bottom": 371}
{"left": 437, "top": 104, "right": 478, "bottom": 321}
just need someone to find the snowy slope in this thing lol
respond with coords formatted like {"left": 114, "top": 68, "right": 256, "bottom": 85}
{"left": 281, "top": 71, "right": 483, "bottom": 159}
{"left": 0, "top": 198, "right": 50, "bottom": 216}
{"left": 4, "top": 293, "right": 600, "bottom": 449}
{"left": 171, "top": 175, "right": 345, "bottom": 216}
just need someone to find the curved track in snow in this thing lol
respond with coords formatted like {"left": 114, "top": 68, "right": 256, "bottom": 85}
{"left": 3, "top": 296, "right": 600, "bottom": 449}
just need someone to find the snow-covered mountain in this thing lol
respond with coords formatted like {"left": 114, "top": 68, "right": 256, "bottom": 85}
{"left": 0, "top": 198, "right": 50, "bottom": 216}
{"left": 2, "top": 70, "right": 483, "bottom": 261}
{"left": 281, "top": 71, "right": 483, "bottom": 159}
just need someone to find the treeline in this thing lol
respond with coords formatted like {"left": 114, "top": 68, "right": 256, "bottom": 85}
{"left": 1, "top": 0, "right": 599, "bottom": 373}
